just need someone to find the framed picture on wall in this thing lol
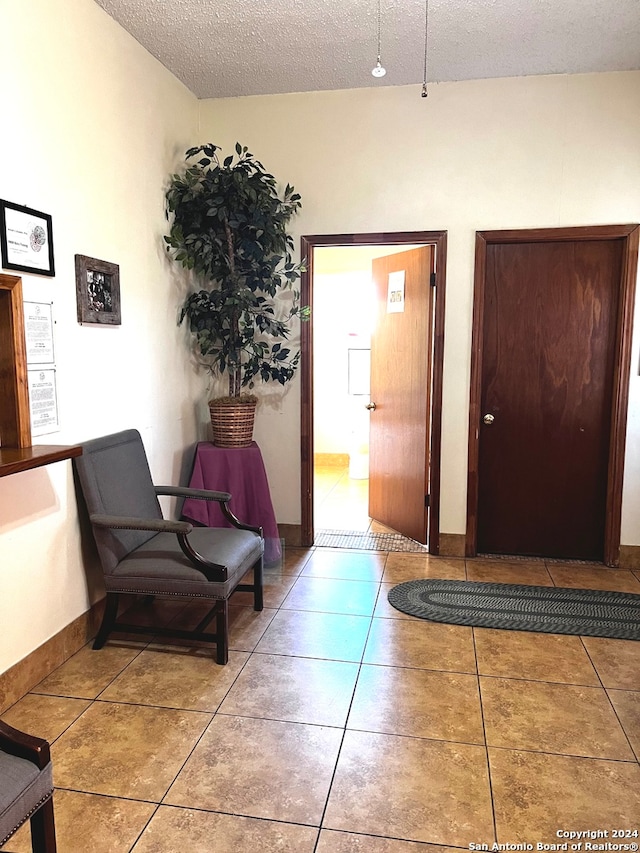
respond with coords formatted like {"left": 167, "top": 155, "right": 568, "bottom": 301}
{"left": 0, "top": 200, "right": 55, "bottom": 276}
{"left": 75, "top": 254, "right": 121, "bottom": 325}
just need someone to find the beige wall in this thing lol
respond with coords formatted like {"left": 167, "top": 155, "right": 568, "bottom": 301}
{"left": 0, "top": 0, "right": 200, "bottom": 672}
{"left": 199, "top": 72, "right": 640, "bottom": 540}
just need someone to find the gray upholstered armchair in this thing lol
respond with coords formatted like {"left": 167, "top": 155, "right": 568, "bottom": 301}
{"left": 73, "top": 429, "right": 264, "bottom": 664}
{"left": 0, "top": 721, "right": 56, "bottom": 852}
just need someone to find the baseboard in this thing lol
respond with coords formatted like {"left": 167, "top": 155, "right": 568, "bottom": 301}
{"left": 619, "top": 545, "right": 640, "bottom": 570}
{"left": 438, "top": 533, "right": 466, "bottom": 558}
{"left": 438, "top": 537, "right": 640, "bottom": 566}
{"left": 278, "top": 524, "right": 303, "bottom": 547}
{"left": 0, "top": 599, "right": 104, "bottom": 714}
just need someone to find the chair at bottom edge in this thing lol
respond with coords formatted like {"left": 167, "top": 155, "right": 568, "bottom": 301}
{"left": 0, "top": 721, "right": 56, "bottom": 853}
{"left": 73, "top": 428, "right": 264, "bottom": 665}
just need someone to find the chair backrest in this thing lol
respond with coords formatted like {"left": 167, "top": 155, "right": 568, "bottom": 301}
{"left": 74, "top": 429, "right": 162, "bottom": 573}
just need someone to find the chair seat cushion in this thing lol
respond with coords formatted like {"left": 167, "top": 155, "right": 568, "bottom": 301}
{"left": 0, "top": 752, "right": 53, "bottom": 846}
{"left": 106, "top": 527, "right": 263, "bottom": 599}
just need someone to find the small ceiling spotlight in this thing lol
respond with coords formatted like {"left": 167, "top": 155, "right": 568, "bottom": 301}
{"left": 372, "top": 58, "right": 386, "bottom": 78}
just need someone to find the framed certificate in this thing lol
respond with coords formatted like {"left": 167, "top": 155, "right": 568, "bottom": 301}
{"left": 0, "top": 200, "right": 55, "bottom": 276}
{"left": 24, "top": 301, "right": 55, "bottom": 364}
{"left": 28, "top": 368, "right": 60, "bottom": 436}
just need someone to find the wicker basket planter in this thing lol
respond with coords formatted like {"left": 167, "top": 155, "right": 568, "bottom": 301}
{"left": 209, "top": 396, "right": 257, "bottom": 448}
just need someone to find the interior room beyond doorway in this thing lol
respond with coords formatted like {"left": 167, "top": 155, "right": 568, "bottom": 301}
{"left": 312, "top": 244, "right": 425, "bottom": 537}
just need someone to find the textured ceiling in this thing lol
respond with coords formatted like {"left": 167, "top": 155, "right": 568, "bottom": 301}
{"left": 94, "top": 0, "right": 640, "bottom": 99}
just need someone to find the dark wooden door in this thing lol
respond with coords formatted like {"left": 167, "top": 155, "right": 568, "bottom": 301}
{"left": 369, "top": 246, "right": 434, "bottom": 544}
{"left": 477, "top": 239, "right": 623, "bottom": 561}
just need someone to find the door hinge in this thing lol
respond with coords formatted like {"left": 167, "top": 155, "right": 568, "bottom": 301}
{"left": 425, "top": 494, "right": 430, "bottom": 507}
{"left": 430, "top": 272, "right": 436, "bottom": 287}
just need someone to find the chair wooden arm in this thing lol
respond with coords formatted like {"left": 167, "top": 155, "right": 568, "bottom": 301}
{"left": 155, "top": 485, "right": 232, "bottom": 502}
{"left": 156, "top": 486, "right": 262, "bottom": 535}
{"left": 0, "top": 721, "right": 50, "bottom": 769}
{"left": 90, "top": 513, "right": 229, "bottom": 581}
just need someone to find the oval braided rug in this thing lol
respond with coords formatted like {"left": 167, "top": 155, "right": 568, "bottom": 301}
{"left": 387, "top": 579, "right": 640, "bottom": 640}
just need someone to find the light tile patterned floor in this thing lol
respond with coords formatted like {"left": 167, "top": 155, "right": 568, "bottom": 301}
{"left": 314, "top": 463, "right": 372, "bottom": 533}
{"left": 2, "top": 547, "right": 640, "bottom": 853}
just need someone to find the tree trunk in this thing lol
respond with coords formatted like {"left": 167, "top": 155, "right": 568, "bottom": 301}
{"left": 224, "top": 217, "right": 241, "bottom": 398}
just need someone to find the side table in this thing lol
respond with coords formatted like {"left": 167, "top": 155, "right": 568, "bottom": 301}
{"left": 181, "top": 441, "right": 282, "bottom": 566}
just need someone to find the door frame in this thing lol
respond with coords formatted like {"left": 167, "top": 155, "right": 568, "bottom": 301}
{"left": 466, "top": 224, "right": 640, "bottom": 566}
{"left": 300, "top": 230, "right": 448, "bottom": 550}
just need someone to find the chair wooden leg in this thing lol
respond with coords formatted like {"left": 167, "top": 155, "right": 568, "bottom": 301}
{"left": 93, "top": 593, "right": 118, "bottom": 650}
{"left": 216, "top": 600, "right": 229, "bottom": 665}
{"left": 253, "top": 557, "right": 264, "bottom": 612}
{"left": 30, "top": 797, "right": 57, "bottom": 853}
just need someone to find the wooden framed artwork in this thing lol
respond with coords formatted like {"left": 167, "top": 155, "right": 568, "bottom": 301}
{"left": 75, "top": 254, "right": 121, "bottom": 325}
{"left": 0, "top": 200, "right": 55, "bottom": 277}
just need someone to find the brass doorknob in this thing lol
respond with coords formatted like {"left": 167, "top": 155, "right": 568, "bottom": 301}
{"left": 483, "top": 413, "right": 495, "bottom": 425}
{"left": 366, "top": 402, "right": 377, "bottom": 411}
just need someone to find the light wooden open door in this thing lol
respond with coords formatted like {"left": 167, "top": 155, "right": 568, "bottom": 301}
{"left": 369, "top": 246, "right": 435, "bottom": 543}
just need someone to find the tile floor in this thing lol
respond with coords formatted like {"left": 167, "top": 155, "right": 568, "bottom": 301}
{"left": 314, "top": 463, "right": 371, "bottom": 532}
{"left": 2, "top": 547, "right": 640, "bottom": 853}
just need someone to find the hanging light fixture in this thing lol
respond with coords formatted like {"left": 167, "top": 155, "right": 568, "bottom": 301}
{"left": 421, "top": 0, "right": 429, "bottom": 97}
{"left": 372, "top": 0, "right": 386, "bottom": 77}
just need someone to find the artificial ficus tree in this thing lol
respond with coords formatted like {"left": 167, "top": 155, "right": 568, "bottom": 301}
{"left": 165, "top": 142, "right": 308, "bottom": 398}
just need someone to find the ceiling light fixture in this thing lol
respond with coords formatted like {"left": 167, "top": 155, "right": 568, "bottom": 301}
{"left": 372, "top": 0, "right": 386, "bottom": 77}
{"left": 421, "top": 0, "right": 429, "bottom": 97}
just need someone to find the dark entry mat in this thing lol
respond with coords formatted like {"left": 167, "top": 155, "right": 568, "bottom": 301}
{"left": 315, "top": 529, "right": 427, "bottom": 552}
{"left": 387, "top": 579, "right": 640, "bottom": 640}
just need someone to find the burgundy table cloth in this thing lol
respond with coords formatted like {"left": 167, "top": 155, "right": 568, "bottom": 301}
{"left": 181, "top": 441, "right": 281, "bottom": 566}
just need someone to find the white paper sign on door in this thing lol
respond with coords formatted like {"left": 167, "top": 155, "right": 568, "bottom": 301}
{"left": 387, "top": 270, "right": 405, "bottom": 313}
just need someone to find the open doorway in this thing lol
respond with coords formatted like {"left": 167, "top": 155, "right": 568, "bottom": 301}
{"left": 300, "top": 231, "right": 447, "bottom": 551}
{"left": 312, "top": 245, "right": 410, "bottom": 535}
